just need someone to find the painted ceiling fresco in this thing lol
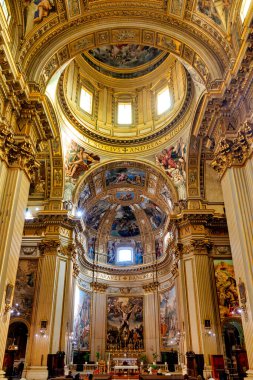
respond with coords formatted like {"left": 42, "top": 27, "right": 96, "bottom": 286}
{"left": 88, "top": 45, "right": 163, "bottom": 69}
{"left": 24, "top": 0, "right": 56, "bottom": 35}
{"left": 84, "top": 198, "right": 111, "bottom": 230}
{"left": 111, "top": 206, "right": 140, "bottom": 237}
{"left": 139, "top": 196, "right": 166, "bottom": 229}
{"left": 197, "top": 0, "right": 232, "bottom": 29}
{"left": 156, "top": 137, "right": 187, "bottom": 201}
{"left": 105, "top": 168, "right": 146, "bottom": 187}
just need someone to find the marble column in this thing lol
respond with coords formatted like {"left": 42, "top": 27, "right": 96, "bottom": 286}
{"left": 0, "top": 129, "right": 37, "bottom": 380}
{"left": 212, "top": 123, "right": 253, "bottom": 379}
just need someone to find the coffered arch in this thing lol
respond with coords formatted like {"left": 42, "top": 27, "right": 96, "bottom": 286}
{"left": 19, "top": 16, "right": 232, "bottom": 91}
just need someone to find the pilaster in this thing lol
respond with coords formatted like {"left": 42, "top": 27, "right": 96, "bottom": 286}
{"left": 23, "top": 214, "right": 76, "bottom": 380}
{"left": 0, "top": 126, "right": 38, "bottom": 374}
{"left": 90, "top": 283, "right": 108, "bottom": 361}
{"left": 212, "top": 123, "right": 253, "bottom": 377}
{"left": 177, "top": 216, "right": 224, "bottom": 366}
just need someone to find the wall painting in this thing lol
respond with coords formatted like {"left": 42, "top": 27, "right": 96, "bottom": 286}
{"left": 213, "top": 259, "right": 239, "bottom": 319}
{"left": 107, "top": 296, "right": 144, "bottom": 350}
{"left": 160, "top": 286, "right": 178, "bottom": 349}
{"left": 73, "top": 286, "right": 91, "bottom": 350}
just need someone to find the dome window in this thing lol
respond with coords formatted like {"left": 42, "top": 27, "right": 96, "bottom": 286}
{"left": 0, "top": 0, "right": 10, "bottom": 24}
{"left": 240, "top": 0, "right": 252, "bottom": 21}
{"left": 118, "top": 102, "right": 132, "bottom": 125}
{"left": 80, "top": 87, "right": 93, "bottom": 114}
{"left": 117, "top": 247, "right": 133, "bottom": 264}
{"left": 157, "top": 87, "right": 171, "bottom": 115}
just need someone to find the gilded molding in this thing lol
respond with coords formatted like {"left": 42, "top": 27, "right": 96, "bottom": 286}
{"left": 211, "top": 122, "right": 253, "bottom": 178}
{"left": 90, "top": 281, "right": 108, "bottom": 292}
{"left": 143, "top": 281, "right": 159, "bottom": 293}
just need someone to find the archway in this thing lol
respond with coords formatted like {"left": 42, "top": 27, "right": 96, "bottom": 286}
{"left": 222, "top": 319, "right": 248, "bottom": 377}
{"left": 3, "top": 321, "right": 29, "bottom": 378}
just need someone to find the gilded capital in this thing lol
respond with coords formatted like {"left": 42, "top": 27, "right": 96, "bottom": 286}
{"left": 0, "top": 125, "right": 39, "bottom": 179}
{"left": 211, "top": 122, "right": 253, "bottom": 177}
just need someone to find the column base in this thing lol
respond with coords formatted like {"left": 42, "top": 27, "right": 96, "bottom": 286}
{"left": 246, "top": 369, "right": 253, "bottom": 380}
{"left": 26, "top": 366, "right": 48, "bottom": 380}
{"left": 0, "top": 370, "right": 7, "bottom": 380}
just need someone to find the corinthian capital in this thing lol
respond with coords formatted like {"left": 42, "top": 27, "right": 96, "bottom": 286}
{"left": 211, "top": 122, "right": 253, "bottom": 177}
{"left": 0, "top": 125, "right": 39, "bottom": 179}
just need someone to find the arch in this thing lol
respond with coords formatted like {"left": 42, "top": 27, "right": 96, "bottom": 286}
{"left": 72, "top": 158, "right": 179, "bottom": 209}
{"left": 19, "top": 17, "right": 231, "bottom": 90}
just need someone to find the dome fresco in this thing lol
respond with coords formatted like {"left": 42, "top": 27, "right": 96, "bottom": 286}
{"left": 87, "top": 45, "right": 164, "bottom": 69}
{"left": 111, "top": 205, "right": 140, "bottom": 237}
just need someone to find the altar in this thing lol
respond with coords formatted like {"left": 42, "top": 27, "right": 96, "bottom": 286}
{"left": 113, "top": 357, "right": 138, "bottom": 366}
{"left": 114, "top": 365, "right": 139, "bottom": 374}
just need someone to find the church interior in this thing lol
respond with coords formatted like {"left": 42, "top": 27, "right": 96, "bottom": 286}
{"left": 0, "top": 1, "right": 253, "bottom": 380}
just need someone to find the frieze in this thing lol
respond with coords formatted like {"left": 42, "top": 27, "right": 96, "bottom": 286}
{"left": 20, "top": 246, "right": 39, "bottom": 257}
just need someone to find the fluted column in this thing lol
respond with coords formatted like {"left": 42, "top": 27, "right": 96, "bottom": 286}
{"left": 143, "top": 283, "right": 160, "bottom": 362}
{"left": 212, "top": 123, "right": 253, "bottom": 378}
{"left": 25, "top": 239, "right": 74, "bottom": 380}
{"left": 179, "top": 240, "right": 221, "bottom": 366}
{"left": 90, "top": 283, "right": 107, "bottom": 361}
{"left": 0, "top": 127, "right": 38, "bottom": 380}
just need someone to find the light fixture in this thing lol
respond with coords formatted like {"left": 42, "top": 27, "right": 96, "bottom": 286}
{"left": 76, "top": 210, "right": 83, "bottom": 218}
{"left": 10, "top": 303, "right": 21, "bottom": 317}
{"left": 8, "top": 338, "right": 18, "bottom": 351}
{"left": 25, "top": 208, "right": 33, "bottom": 220}
{"left": 39, "top": 320, "right": 48, "bottom": 336}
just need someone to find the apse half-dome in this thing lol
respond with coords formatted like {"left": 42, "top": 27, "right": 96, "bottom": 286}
{"left": 75, "top": 161, "right": 177, "bottom": 269}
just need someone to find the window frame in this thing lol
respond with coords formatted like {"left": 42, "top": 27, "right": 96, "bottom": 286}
{"left": 79, "top": 86, "right": 93, "bottom": 115}
{"left": 117, "top": 101, "right": 133, "bottom": 126}
{"left": 156, "top": 86, "right": 171, "bottom": 116}
{"left": 0, "top": 0, "right": 11, "bottom": 24}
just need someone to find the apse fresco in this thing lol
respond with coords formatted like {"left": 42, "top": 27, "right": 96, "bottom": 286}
{"left": 155, "top": 238, "right": 163, "bottom": 258}
{"left": 12, "top": 260, "right": 38, "bottom": 322}
{"left": 107, "top": 296, "right": 144, "bottom": 350}
{"left": 88, "top": 45, "right": 163, "bottom": 69}
{"left": 24, "top": 0, "right": 56, "bottom": 35}
{"left": 160, "top": 185, "right": 173, "bottom": 210}
{"left": 107, "top": 240, "right": 143, "bottom": 265}
{"left": 105, "top": 168, "right": 146, "bottom": 187}
{"left": 213, "top": 259, "right": 239, "bottom": 319}
{"left": 111, "top": 206, "right": 140, "bottom": 237}
{"left": 87, "top": 236, "right": 96, "bottom": 260}
{"left": 160, "top": 287, "right": 178, "bottom": 350}
{"left": 73, "top": 286, "right": 91, "bottom": 350}
{"left": 116, "top": 191, "right": 135, "bottom": 201}
{"left": 78, "top": 183, "right": 91, "bottom": 209}
{"left": 139, "top": 196, "right": 166, "bottom": 229}
{"left": 156, "top": 137, "right": 187, "bottom": 201}
{"left": 84, "top": 199, "right": 111, "bottom": 230}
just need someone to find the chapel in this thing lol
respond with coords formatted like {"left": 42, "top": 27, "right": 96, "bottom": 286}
{"left": 0, "top": 1, "right": 252, "bottom": 380}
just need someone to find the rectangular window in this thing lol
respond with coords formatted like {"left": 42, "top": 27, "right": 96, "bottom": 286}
{"left": 118, "top": 102, "right": 132, "bottom": 125}
{"left": 157, "top": 87, "right": 171, "bottom": 115}
{"left": 240, "top": 0, "right": 252, "bottom": 21}
{"left": 0, "top": 0, "right": 10, "bottom": 23}
{"left": 80, "top": 87, "right": 93, "bottom": 114}
{"left": 117, "top": 248, "right": 133, "bottom": 263}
